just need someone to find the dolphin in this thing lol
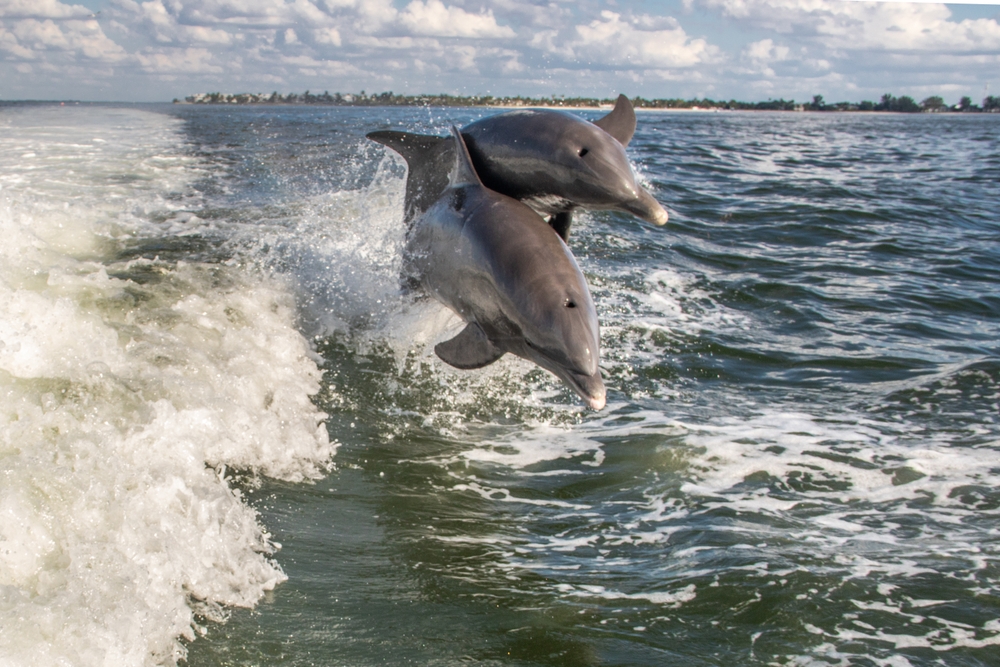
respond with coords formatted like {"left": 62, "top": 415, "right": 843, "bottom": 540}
{"left": 368, "top": 94, "right": 667, "bottom": 241}
{"left": 405, "top": 126, "right": 606, "bottom": 409}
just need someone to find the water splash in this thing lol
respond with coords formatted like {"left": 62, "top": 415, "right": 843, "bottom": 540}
{"left": 0, "top": 106, "right": 333, "bottom": 666}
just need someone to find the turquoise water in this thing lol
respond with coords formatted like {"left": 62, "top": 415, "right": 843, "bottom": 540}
{"left": 2, "top": 104, "right": 998, "bottom": 666}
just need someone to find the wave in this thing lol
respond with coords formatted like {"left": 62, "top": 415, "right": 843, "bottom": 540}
{"left": 0, "top": 107, "right": 333, "bottom": 665}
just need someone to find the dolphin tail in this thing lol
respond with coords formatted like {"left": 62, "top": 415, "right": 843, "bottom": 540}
{"left": 593, "top": 94, "right": 636, "bottom": 147}
{"left": 435, "top": 322, "right": 505, "bottom": 369}
{"left": 366, "top": 130, "right": 447, "bottom": 165}
{"left": 367, "top": 130, "right": 454, "bottom": 222}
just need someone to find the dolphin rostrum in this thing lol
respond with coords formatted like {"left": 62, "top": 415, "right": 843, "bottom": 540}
{"left": 368, "top": 94, "right": 667, "bottom": 241}
{"left": 405, "top": 126, "right": 606, "bottom": 409}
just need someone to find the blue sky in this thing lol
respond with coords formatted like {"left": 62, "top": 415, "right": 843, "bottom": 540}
{"left": 1, "top": 0, "right": 998, "bottom": 104}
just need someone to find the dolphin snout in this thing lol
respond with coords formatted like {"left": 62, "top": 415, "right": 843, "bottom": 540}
{"left": 567, "top": 341, "right": 599, "bottom": 378}
{"left": 571, "top": 369, "right": 606, "bottom": 410}
{"left": 525, "top": 338, "right": 604, "bottom": 410}
{"left": 625, "top": 187, "right": 669, "bottom": 226}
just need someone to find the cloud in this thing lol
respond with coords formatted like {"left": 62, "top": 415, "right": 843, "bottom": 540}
{"left": 398, "top": 0, "right": 515, "bottom": 38}
{"left": 743, "top": 38, "right": 789, "bottom": 63}
{"left": 699, "top": 0, "right": 1000, "bottom": 53}
{"left": 350, "top": 35, "right": 442, "bottom": 50}
{"left": 0, "top": 0, "right": 93, "bottom": 20}
{"left": 533, "top": 10, "right": 720, "bottom": 71}
{"left": 443, "top": 43, "right": 479, "bottom": 70}
{"left": 740, "top": 38, "right": 790, "bottom": 77}
{"left": 104, "top": 0, "right": 516, "bottom": 50}
{"left": 313, "top": 26, "right": 341, "bottom": 45}
{"left": 331, "top": 0, "right": 398, "bottom": 34}
{"left": 184, "top": 25, "right": 236, "bottom": 45}
{"left": 136, "top": 46, "right": 222, "bottom": 73}
{"left": 0, "top": 17, "right": 126, "bottom": 61}
{"left": 486, "top": 0, "right": 571, "bottom": 30}
{"left": 0, "top": 26, "right": 35, "bottom": 59}
{"left": 691, "top": 0, "right": 1000, "bottom": 102}
{"left": 1, "top": 0, "right": 997, "bottom": 104}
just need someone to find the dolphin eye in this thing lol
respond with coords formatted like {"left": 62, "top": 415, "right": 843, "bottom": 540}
{"left": 578, "top": 148, "right": 589, "bottom": 158}
{"left": 565, "top": 299, "right": 577, "bottom": 308}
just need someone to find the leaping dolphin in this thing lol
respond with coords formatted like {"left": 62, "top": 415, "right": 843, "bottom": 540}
{"left": 368, "top": 94, "right": 668, "bottom": 241}
{"left": 405, "top": 127, "right": 606, "bottom": 410}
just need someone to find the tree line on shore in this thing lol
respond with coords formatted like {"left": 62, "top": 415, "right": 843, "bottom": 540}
{"left": 177, "top": 90, "right": 1000, "bottom": 113}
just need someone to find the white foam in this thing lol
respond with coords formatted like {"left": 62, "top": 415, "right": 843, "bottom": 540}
{"left": 0, "top": 107, "right": 334, "bottom": 666}
{"left": 557, "top": 582, "right": 697, "bottom": 607}
{"left": 414, "top": 394, "right": 1000, "bottom": 654}
{"left": 638, "top": 267, "right": 750, "bottom": 335}
{"left": 453, "top": 422, "right": 606, "bottom": 469}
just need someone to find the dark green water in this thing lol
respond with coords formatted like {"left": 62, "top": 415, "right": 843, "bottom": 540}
{"left": 2, "top": 105, "right": 997, "bottom": 666}
{"left": 169, "top": 107, "right": 999, "bottom": 666}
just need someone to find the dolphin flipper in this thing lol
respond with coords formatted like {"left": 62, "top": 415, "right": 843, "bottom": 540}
{"left": 593, "top": 94, "right": 636, "bottom": 147}
{"left": 434, "top": 322, "right": 505, "bottom": 369}
{"left": 366, "top": 130, "right": 453, "bottom": 222}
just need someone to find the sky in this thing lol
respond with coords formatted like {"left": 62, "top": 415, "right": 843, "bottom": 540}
{"left": 0, "top": 0, "right": 998, "bottom": 104}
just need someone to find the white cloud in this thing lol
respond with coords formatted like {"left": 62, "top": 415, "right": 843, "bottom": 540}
{"left": 688, "top": 0, "right": 1000, "bottom": 103}
{"left": 313, "top": 26, "right": 341, "bottom": 45}
{"left": 185, "top": 25, "right": 236, "bottom": 45}
{"left": 699, "top": 0, "right": 1000, "bottom": 52}
{"left": 0, "top": 0, "right": 93, "bottom": 20}
{"left": 476, "top": 0, "right": 570, "bottom": 30}
{"left": 398, "top": 0, "right": 515, "bottom": 39}
{"left": 740, "top": 38, "right": 790, "bottom": 77}
{"left": 1, "top": 0, "right": 996, "bottom": 104}
{"left": 350, "top": 35, "right": 442, "bottom": 50}
{"left": 338, "top": 0, "right": 398, "bottom": 33}
{"left": 1, "top": 17, "right": 126, "bottom": 61}
{"left": 501, "top": 55, "right": 523, "bottom": 73}
{"left": 744, "top": 38, "right": 789, "bottom": 63}
{"left": 0, "top": 26, "right": 35, "bottom": 58}
{"left": 277, "top": 52, "right": 366, "bottom": 77}
{"left": 136, "top": 45, "right": 222, "bottom": 73}
{"left": 443, "top": 43, "right": 479, "bottom": 70}
{"left": 565, "top": 11, "right": 720, "bottom": 69}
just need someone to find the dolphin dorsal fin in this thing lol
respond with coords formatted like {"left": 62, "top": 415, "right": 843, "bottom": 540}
{"left": 593, "top": 94, "right": 636, "bottom": 147}
{"left": 366, "top": 130, "right": 447, "bottom": 167}
{"left": 449, "top": 126, "right": 483, "bottom": 187}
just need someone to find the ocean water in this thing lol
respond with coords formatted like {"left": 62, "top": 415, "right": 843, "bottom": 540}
{"left": 1, "top": 103, "right": 997, "bottom": 667}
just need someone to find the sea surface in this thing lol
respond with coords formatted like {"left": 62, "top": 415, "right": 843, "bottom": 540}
{"left": 1, "top": 102, "right": 998, "bottom": 667}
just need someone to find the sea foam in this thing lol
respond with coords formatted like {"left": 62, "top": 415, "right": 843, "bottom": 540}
{"left": 0, "top": 107, "right": 333, "bottom": 665}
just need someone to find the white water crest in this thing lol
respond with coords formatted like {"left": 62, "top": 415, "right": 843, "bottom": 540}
{"left": 0, "top": 107, "right": 334, "bottom": 665}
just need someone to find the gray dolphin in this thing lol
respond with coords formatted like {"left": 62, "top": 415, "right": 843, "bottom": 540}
{"left": 368, "top": 94, "right": 667, "bottom": 241}
{"left": 405, "top": 127, "right": 606, "bottom": 409}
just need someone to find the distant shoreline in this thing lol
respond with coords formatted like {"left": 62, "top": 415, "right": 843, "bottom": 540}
{"left": 175, "top": 91, "right": 1000, "bottom": 114}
